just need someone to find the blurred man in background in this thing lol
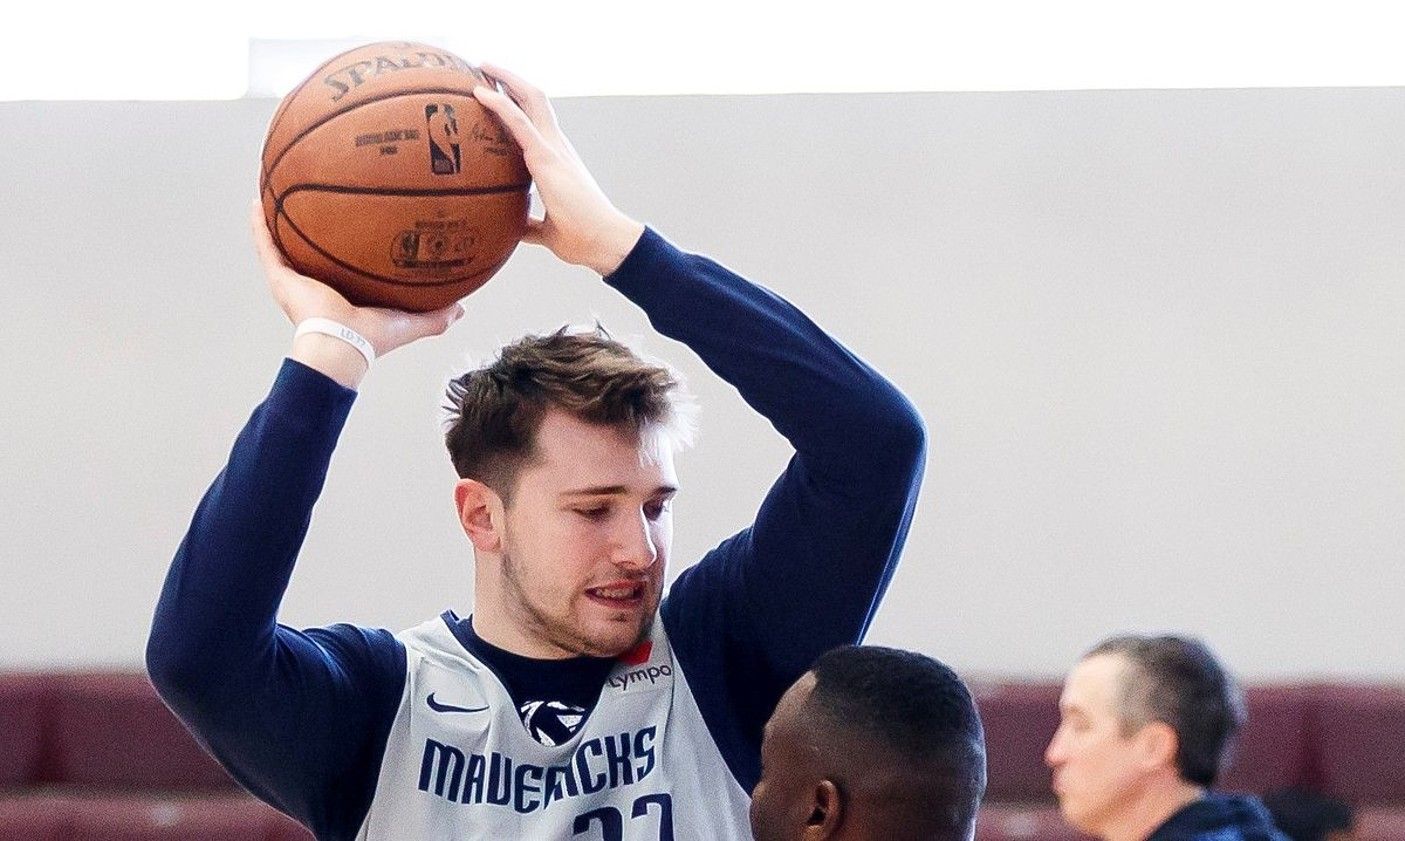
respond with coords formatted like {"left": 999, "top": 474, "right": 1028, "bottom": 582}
{"left": 1045, "top": 634, "right": 1287, "bottom": 841}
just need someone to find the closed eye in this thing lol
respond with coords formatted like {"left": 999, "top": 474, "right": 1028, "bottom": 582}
{"left": 1063, "top": 715, "right": 1090, "bottom": 734}
{"left": 574, "top": 507, "right": 609, "bottom": 520}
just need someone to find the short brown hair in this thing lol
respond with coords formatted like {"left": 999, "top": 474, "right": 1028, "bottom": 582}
{"left": 1085, "top": 634, "right": 1246, "bottom": 787}
{"left": 443, "top": 326, "right": 690, "bottom": 501}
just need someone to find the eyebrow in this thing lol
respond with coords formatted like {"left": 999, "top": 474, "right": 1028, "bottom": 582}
{"left": 560, "top": 484, "right": 679, "bottom": 498}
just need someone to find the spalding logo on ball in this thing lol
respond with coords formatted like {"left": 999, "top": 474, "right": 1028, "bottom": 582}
{"left": 260, "top": 42, "right": 531, "bottom": 312}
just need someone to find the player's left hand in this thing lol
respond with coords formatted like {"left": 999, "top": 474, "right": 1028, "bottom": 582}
{"left": 472, "top": 64, "right": 645, "bottom": 276}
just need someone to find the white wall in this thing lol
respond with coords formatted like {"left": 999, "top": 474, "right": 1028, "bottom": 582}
{"left": 1, "top": 89, "right": 1401, "bottom": 679}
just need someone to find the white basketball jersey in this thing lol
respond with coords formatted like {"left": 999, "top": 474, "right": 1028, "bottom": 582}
{"left": 356, "top": 615, "right": 753, "bottom": 840}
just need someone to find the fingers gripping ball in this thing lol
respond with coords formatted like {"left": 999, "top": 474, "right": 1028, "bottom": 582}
{"left": 261, "top": 42, "right": 530, "bottom": 312}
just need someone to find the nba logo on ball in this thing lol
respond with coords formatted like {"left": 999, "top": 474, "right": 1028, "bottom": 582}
{"left": 425, "top": 104, "right": 462, "bottom": 175}
{"left": 392, "top": 225, "right": 478, "bottom": 270}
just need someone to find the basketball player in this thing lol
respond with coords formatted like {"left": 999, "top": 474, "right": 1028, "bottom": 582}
{"left": 750, "top": 645, "right": 986, "bottom": 841}
{"left": 1045, "top": 634, "right": 1288, "bottom": 841}
{"left": 147, "top": 65, "right": 925, "bottom": 840}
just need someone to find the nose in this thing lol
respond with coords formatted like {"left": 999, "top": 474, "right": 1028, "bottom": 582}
{"left": 1044, "top": 729, "right": 1065, "bottom": 768}
{"left": 612, "top": 511, "right": 659, "bottom": 570}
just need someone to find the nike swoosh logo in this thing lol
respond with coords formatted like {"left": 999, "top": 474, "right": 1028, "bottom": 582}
{"left": 426, "top": 692, "right": 489, "bottom": 714}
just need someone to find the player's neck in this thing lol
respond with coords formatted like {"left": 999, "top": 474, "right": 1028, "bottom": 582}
{"left": 469, "top": 558, "right": 569, "bottom": 659}
{"left": 470, "top": 604, "right": 581, "bottom": 660}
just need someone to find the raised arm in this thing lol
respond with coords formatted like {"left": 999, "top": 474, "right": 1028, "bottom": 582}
{"left": 612, "top": 232, "right": 926, "bottom": 659}
{"left": 145, "top": 205, "right": 463, "bottom": 838}
{"left": 615, "top": 230, "right": 926, "bottom": 790}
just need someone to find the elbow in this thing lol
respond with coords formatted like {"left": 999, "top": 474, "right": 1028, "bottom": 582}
{"left": 144, "top": 627, "right": 183, "bottom": 700}
{"left": 145, "top": 621, "right": 203, "bottom": 710}
{"left": 874, "top": 390, "right": 928, "bottom": 479}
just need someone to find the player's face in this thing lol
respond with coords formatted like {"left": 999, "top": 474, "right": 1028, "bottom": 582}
{"left": 750, "top": 672, "right": 823, "bottom": 841}
{"left": 1045, "top": 655, "right": 1148, "bottom": 836}
{"left": 498, "top": 409, "right": 676, "bottom": 658}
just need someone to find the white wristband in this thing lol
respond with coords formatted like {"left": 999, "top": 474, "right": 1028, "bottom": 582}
{"left": 294, "top": 318, "right": 376, "bottom": 367}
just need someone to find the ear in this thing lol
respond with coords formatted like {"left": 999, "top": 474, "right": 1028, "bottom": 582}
{"left": 1136, "top": 721, "right": 1180, "bottom": 772}
{"left": 454, "top": 478, "right": 503, "bottom": 553}
{"left": 804, "top": 779, "right": 843, "bottom": 839}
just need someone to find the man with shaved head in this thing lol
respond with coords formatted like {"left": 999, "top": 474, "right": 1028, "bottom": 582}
{"left": 750, "top": 645, "right": 987, "bottom": 841}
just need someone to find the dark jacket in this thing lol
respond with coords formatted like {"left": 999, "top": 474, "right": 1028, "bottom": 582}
{"left": 1148, "top": 794, "right": 1291, "bottom": 841}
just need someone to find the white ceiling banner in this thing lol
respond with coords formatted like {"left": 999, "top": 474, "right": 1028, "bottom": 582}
{"left": 5, "top": 0, "right": 1403, "bottom": 100}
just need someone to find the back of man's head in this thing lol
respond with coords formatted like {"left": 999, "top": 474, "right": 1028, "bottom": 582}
{"left": 1086, "top": 634, "right": 1246, "bottom": 787}
{"left": 750, "top": 645, "right": 986, "bottom": 841}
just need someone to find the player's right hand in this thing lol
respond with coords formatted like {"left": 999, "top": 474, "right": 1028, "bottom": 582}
{"left": 252, "top": 200, "right": 464, "bottom": 387}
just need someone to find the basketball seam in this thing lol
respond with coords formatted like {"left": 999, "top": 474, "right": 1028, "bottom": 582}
{"left": 275, "top": 209, "right": 516, "bottom": 289}
{"left": 262, "top": 86, "right": 497, "bottom": 193}
{"left": 277, "top": 183, "right": 531, "bottom": 200}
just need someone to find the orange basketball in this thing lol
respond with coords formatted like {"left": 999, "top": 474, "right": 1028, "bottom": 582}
{"left": 261, "top": 42, "right": 530, "bottom": 312}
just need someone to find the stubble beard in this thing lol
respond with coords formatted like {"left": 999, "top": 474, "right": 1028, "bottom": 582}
{"left": 500, "top": 549, "right": 655, "bottom": 657}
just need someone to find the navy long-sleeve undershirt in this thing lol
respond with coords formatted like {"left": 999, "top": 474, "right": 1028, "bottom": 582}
{"left": 147, "top": 227, "right": 926, "bottom": 840}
